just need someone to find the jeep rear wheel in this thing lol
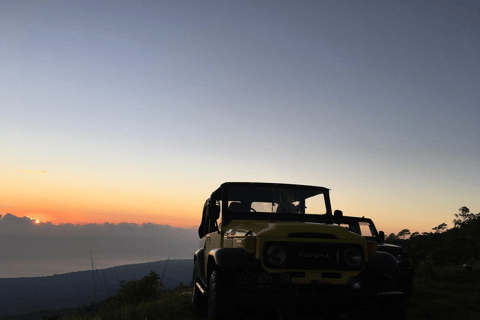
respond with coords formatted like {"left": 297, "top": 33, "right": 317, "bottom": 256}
{"left": 208, "top": 270, "right": 232, "bottom": 320}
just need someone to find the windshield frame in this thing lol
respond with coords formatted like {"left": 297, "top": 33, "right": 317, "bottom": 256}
{"left": 217, "top": 182, "right": 333, "bottom": 226}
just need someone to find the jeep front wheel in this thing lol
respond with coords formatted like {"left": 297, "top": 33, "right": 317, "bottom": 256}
{"left": 208, "top": 270, "right": 232, "bottom": 320}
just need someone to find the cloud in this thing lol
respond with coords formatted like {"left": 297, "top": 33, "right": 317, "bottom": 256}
{"left": 0, "top": 214, "right": 199, "bottom": 277}
{"left": 17, "top": 170, "right": 47, "bottom": 174}
{"left": 0, "top": 213, "right": 36, "bottom": 228}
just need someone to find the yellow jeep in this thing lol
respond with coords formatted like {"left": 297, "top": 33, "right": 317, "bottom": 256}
{"left": 192, "top": 182, "right": 405, "bottom": 320}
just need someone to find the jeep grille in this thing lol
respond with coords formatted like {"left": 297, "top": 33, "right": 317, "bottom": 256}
{"left": 263, "top": 242, "right": 364, "bottom": 270}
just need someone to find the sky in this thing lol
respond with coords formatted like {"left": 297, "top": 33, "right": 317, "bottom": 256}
{"left": 1, "top": 0, "right": 479, "bottom": 277}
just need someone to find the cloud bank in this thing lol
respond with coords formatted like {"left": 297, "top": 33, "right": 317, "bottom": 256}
{"left": 0, "top": 214, "right": 199, "bottom": 278}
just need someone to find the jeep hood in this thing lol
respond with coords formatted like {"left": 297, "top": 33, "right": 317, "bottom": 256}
{"left": 224, "top": 220, "right": 363, "bottom": 240}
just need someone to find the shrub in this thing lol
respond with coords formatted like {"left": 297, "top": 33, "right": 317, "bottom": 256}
{"left": 416, "top": 254, "right": 436, "bottom": 278}
{"left": 116, "top": 271, "right": 163, "bottom": 305}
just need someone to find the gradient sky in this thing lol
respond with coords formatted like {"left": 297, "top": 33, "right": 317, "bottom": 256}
{"left": 1, "top": 0, "right": 479, "bottom": 237}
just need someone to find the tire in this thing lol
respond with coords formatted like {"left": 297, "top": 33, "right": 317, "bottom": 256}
{"left": 376, "top": 274, "right": 406, "bottom": 320}
{"left": 402, "top": 277, "right": 413, "bottom": 300}
{"left": 192, "top": 263, "right": 207, "bottom": 316}
{"left": 208, "top": 270, "right": 232, "bottom": 320}
{"left": 379, "top": 303, "right": 405, "bottom": 320}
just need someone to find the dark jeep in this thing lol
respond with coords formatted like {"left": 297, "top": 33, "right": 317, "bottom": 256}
{"left": 192, "top": 182, "right": 406, "bottom": 320}
{"left": 336, "top": 216, "right": 414, "bottom": 299}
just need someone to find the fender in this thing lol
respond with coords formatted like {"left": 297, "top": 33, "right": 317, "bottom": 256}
{"left": 194, "top": 248, "right": 207, "bottom": 288}
{"left": 209, "top": 248, "right": 260, "bottom": 268}
{"left": 367, "top": 251, "right": 399, "bottom": 273}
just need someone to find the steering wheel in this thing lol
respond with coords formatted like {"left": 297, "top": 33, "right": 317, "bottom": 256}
{"left": 250, "top": 208, "right": 256, "bottom": 212}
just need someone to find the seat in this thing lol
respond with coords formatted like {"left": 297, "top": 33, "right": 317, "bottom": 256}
{"left": 276, "top": 203, "right": 297, "bottom": 214}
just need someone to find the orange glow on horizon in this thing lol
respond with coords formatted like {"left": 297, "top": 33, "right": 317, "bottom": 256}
{"left": 1, "top": 168, "right": 438, "bottom": 233}
{"left": 2, "top": 206, "right": 199, "bottom": 228}
{"left": 1, "top": 175, "right": 203, "bottom": 228}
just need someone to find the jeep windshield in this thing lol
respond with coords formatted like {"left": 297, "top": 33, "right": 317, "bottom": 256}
{"left": 220, "top": 183, "right": 333, "bottom": 224}
{"left": 338, "top": 216, "right": 380, "bottom": 240}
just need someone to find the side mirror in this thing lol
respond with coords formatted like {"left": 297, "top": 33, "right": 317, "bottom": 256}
{"left": 208, "top": 204, "right": 220, "bottom": 220}
{"left": 333, "top": 210, "right": 343, "bottom": 225}
{"left": 377, "top": 231, "right": 385, "bottom": 244}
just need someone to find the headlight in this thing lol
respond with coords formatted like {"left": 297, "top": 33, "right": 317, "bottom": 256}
{"left": 266, "top": 244, "right": 286, "bottom": 266}
{"left": 343, "top": 247, "right": 362, "bottom": 268}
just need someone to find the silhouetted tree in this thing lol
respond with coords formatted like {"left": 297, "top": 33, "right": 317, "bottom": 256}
{"left": 432, "top": 222, "right": 447, "bottom": 233}
{"left": 410, "top": 231, "right": 420, "bottom": 238}
{"left": 386, "top": 233, "right": 398, "bottom": 241}
{"left": 397, "top": 229, "right": 411, "bottom": 239}
{"left": 453, "top": 206, "right": 479, "bottom": 228}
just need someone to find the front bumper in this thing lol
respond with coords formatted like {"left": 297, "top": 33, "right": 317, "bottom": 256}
{"left": 235, "top": 270, "right": 402, "bottom": 297}
{"left": 236, "top": 281, "right": 403, "bottom": 319}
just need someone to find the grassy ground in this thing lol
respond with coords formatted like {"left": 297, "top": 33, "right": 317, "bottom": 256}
{"left": 34, "top": 262, "right": 480, "bottom": 320}
{"left": 405, "top": 262, "right": 480, "bottom": 320}
{"left": 59, "top": 287, "right": 198, "bottom": 320}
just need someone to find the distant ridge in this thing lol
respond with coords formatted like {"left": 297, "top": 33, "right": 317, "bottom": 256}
{"left": 0, "top": 259, "right": 193, "bottom": 318}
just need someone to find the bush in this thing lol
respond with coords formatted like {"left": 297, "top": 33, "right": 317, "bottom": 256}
{"left": 116, "top": 271, "right": 163, "bottom": 305}
{"left": 416, "top": 254, "right": 436, "bottom": 278}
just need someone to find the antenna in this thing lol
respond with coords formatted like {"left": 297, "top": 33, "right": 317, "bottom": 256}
{"left": 90, "top": 249, "right": 97, "bottom": 303}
